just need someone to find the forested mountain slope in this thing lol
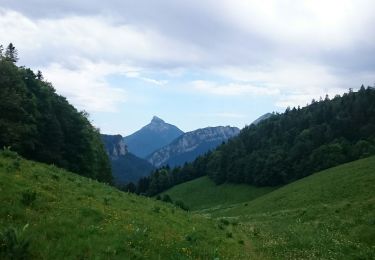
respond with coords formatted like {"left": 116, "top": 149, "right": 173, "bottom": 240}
{"left": 0, "top": 44, "right": 111, "bottom": 182}
{"left": 204, "top": 87, "right": 375, "bottom": 186}
{"left": 135, "top": 87, "right": 375, "bottom": 195}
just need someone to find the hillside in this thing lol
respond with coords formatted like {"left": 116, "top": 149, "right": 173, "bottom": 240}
{"left": 147, "top": 126, "right": 240, "bottom": 168}
{"left": 161, "top": 176, "right": 275, "bottom": 210}
{"left": 0, "top": 150, "right": 254, "bottom": 259}
{"left": 124, "top": 116, "right": 184, "bottom": 158}
{"left": 111, "top": 153, "right": 155, "bottom": 185}
{"left": 160, "top": 156, "right": 375, "bottom": 259}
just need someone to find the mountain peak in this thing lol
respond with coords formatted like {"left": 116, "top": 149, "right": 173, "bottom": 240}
{"left": 151, "top": 116, "right": 165, "bottom": 124}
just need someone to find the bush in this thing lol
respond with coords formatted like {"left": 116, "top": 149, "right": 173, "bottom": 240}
{"left": 152, "top": 206, "right": 160, "bottom": 213}
{"left": 161, "top": 194, "right": 173, "bottom": 203}
{"left": 12, "top": 159, "right": 21, "bottom": 170}
{"left": 21, "top": 190, "right": 36, "bottom": 206}
{"left": 51, "top": 174, "right": 60, "bottom": 181}
{"left": 0, "top": 225, "right": 30, "bottom": 259}
{"left": 174, "top": 200, "right": 189, "bottom": 211}
{"left": 219, "top": 218, "right": 230, "bottom": 226}
{"left": 1, "top": 147, "right": 19, "bottom": 159}
{"left": 103, "top": 196, "right": 111, "bottom": 206}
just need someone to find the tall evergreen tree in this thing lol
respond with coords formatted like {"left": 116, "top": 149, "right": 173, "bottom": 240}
{"left": 4, "top": 43, "right": 18, "bottom": 63}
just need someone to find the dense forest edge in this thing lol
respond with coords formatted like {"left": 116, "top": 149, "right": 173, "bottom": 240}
{"left": 134, "top": 86, "right": 375, "bottom": 196}
{"left": 0, "top": 43, "right": 112, "bottom": 183}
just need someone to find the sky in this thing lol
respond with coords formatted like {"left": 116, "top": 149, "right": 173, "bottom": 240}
{"left": 0, "top": 0, "right": 374, "bottom": 135}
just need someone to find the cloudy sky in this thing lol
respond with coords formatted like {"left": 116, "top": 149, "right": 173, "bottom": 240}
{"left": 0, "top": 0, "right": 374, "bottom": 135}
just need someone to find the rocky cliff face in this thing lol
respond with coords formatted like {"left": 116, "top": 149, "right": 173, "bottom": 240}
{"left": 124, "top": 116, "right": 184, "bottom": 158}
{"left": 101, "top": 134, "right": 154, "bottom": 185}
{"left": 101, "top": 134, "right": 128, "bottom": 159}
{"left": 147, "top": 126, "right": 240, "bottom": 168}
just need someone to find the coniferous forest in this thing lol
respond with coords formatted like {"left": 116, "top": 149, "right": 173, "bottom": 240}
{"left": 0, "top": 43, "right": 112, "bottom": 183}
{"left": 137, "top": 87, "right": 375, "bottom": 195}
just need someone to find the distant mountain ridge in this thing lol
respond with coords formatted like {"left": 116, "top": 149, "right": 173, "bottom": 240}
{"left": 147, "top": 126, "right": 240, "bottom": 168}
{"left": 101, "top": 134, "right": 154, "bottom": 185}
{"left": 124, "top": 116, "right": 184, "bottom": 158}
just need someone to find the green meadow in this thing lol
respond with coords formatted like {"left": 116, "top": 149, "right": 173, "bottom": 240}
{"left": 162, "top": 156, "right": 375, "bottom": 259}
{"left": 1, "top": 148, "right": 374, "bottom": 259}
{"left": 0, "top": 151, "right": 255, "bottom": 259}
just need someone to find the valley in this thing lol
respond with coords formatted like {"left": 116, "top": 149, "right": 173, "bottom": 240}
{"left": 161, "top": 156, "right": 375, "bottom": 259}
{"left": 1, "top": 150, "right": 373, "bottom": 259}
{"left": 1, "top": 41, "right": 375, "bottom": 260}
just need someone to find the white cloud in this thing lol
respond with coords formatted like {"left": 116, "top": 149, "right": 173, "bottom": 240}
{"left": 41, "top": 60, "right": 128, "bottom": 112}
{"left": 214, "top": 61, "right": 373, "bottom": 108}
{"left": 216, "top": 0, "right": 375, "bottom": 50}
{"left": 0, "top": 1, "right": 374, "bottom": 117}
{"left": 0, "top": 9, "right": 205, "bottom": 68}
{"left": 192, "top": 80, "right": 279, "bottom": 96}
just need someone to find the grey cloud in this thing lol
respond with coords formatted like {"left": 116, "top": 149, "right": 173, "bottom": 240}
{"left": 1, "top": 0, "right": 374, "bottom": 82}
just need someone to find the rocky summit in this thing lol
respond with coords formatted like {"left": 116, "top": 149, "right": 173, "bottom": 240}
{"left": 123, "top": 116, "right": 184, "bottom": 158}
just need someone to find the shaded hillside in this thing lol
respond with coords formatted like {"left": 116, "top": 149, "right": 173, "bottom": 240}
{"left": 0, "top": 151, "right": 255, "bottom": 259}
{"left": 111, "top": 153, "right": 154, "bottom": 185}
{"left": 147, "top": 126, "right": 240, "bottom": 168}
{"left": 0, "top": 44, "right": 111, "bottom": 183}
{"left": 101, "top": 134, "right": 154, "bottom": 185}
{"left": 124, "top": 116, "right": 183, "bottom": 158}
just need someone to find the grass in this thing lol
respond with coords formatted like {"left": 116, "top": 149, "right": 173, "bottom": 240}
{"left": 1, "top": 149, "right": 374, "bottom": 259}
{"left": 0, "top": 151, "right": 257, "bottom": 259}
{"left": 160, "top": 176, "right": 276, "bottom": 211}
{"left": 163, "top": 156, "right": 375, "bottom": 259}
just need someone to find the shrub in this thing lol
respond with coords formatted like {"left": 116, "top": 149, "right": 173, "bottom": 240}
{"left": 155, "top": 195, "right": 161, "bottom": 200}
{"left": 12, "top": 159, "right": 21, "bottom": 170}
{"left": 219, "top": 218, "right": 230, "bottom": 226}
{"left": 226, "top": 232, "right": 233, "bottom": 238}
{"left": 161, "top": 194, "right": 173, "bottom": 203}
{"left": 185, "top": 233, "right": 198, "bottom": 243}
{"left": 20, "top": 191, "right": 36, "bottom": 206}
{"left": 103, "top": 196, "right": 111, "bottom": 206}
{"left": 174, "top": 200, "right": 189, "bottom": 211}
{"left": 51, "top": 174, "right": 60, "bottom": 181}
{"left": 152, "top": 206, "right": 160, "bottom": 213}
{"left": 0, "top": 225, "right": 30, "bottom": 259}
{"left": 1, "top": 147, "right": 19, "bottom": 159}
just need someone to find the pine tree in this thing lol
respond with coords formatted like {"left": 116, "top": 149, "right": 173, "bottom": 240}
{"left": 0, "top": 45, "right": 3, "bottom": 59}
{"left": 5, "top": 43, "right": 18, "bottom": 63}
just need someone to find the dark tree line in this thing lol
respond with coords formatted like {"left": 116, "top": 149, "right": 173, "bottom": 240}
{"left": 135, "top": 86, "right": 375, "bottom": 195}
{"left": 0, "top": 43, "right": 112, "bottom": 183}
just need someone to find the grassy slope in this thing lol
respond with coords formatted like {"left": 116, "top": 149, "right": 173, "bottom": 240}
{"left": 161, "top": 176, "right": 275, "bottom": 211}
{"left": 163, "top": 156, "right": 375, "bottom": 259}
{"left": 0, "top": 152, "right": 257, "bottom": 259}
